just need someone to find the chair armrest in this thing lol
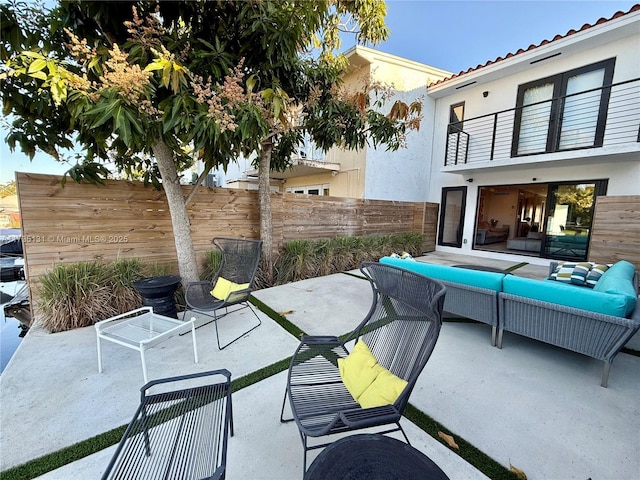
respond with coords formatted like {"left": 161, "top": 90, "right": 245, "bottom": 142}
{"left": 225, "top": 287, "right": 252, "bottom": 303}
{"left": 141, "top": 369, "right": 232, "bottom": 396}
{"left": 339, "top": 405, "right": 401, "bottom": 428}
{"left": 186, "top": 280, "right": 213, "bottom": 288}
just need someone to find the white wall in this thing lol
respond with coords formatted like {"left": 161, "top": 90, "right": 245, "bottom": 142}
{"left": 364, "top": 86, "right": 434, "bottom": 201}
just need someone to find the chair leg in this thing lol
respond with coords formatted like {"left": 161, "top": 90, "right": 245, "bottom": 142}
{"left": 215, "top": 302, "right": 262, "bottom": 350}
{"left": 496, "top": 328, "right": 504, "bottom": 349}
{"left": 280, "top": 386, "right": 294, "bottom": 423}
{"left": 601, "top": 361, "right": 611, "bottom": 388}
{"left": 228, "top": 390, "right": 235, "bottom": 437}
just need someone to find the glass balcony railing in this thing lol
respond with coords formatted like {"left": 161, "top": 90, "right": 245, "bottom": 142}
{"left": 445, "top": 78, "right": 640, "bottom": 166}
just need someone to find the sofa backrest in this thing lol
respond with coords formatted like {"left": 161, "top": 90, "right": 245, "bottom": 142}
{"left": 379, "top": 257, "right": 505, "bottom": 292}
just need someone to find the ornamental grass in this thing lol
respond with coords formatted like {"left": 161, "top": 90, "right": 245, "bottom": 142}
{"left": 35, "top": 259, "right": 167, "bottom": 333}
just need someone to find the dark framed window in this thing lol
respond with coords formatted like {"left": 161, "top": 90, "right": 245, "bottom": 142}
{"left": 512, "top": 58, "right": 615, "bottom": 156}
{"left": 448, "top": 102, "right": 465, "bottom": 133}
{"left": 438, "top": 186, "right": 467, "bottom": 247}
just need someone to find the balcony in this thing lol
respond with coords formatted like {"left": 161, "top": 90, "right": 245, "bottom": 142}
{"left": 445, "top": 78, "right": 640, "bottom": 169}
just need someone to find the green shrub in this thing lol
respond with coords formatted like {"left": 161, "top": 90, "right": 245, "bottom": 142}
{"left": 236, "top": 232, "right": 425, "bottom": 288}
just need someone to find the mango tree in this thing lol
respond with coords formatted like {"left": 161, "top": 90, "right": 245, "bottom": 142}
{"left": 1, "top": 0, "right": 422, "bottom": 283}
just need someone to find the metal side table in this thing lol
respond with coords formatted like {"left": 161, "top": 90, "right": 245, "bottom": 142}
{"left": 96, "top": 307, "right": 198, "bottom": 383}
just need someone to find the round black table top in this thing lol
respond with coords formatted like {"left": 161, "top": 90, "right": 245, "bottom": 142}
{"left": 304, "top": 434, "right": 450, "bottom": 480}
{"left": 132, "top": 275, "right": 182, "bottom": 297}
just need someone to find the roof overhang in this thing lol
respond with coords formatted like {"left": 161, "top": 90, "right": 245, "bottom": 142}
{"left": 428, "top": 10, "right": 640, "bottom": 98}
{"left": 243, "top": 158, "right": 341, "bottom": 181}
{"left": 342, "top": 45, "right": 452, "bottom": 80}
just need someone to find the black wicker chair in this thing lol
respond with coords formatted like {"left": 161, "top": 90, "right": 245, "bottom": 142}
{"left": 184, "top": 238, "right": 263, "bottom": 349}
{"left": 102, "top": 369, "right": 233, "bottom": 480}
{"left": 280, "top": 261, "right": 446, "bottom": 472}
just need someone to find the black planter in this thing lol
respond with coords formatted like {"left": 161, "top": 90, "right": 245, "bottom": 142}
{"left": 133, "top": 275, "right": 182, "bottom": 319}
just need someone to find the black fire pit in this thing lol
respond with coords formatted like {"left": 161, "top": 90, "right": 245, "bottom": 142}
{"left": 133, "top": 275, "right": 182, "bottom": 319}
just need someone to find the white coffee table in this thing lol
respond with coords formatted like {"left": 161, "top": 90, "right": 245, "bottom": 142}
{"left": 95, "top": 307, "right": 198, "bottom": 383}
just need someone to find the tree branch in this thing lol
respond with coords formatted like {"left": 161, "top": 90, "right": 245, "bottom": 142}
{"left": 184, "top": 168, "right": 211, "bottom": 206}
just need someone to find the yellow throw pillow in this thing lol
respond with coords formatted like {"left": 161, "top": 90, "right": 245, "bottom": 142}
{"left": 210, "top": 277, "right": 250, "bottom": 301}
{"left": 338, "top": 341, "right": 385, "bottom": 400}
{"left": 358, "top": 369, "right": 408, "bottom": 408}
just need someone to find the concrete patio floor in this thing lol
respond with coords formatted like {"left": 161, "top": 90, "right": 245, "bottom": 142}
{"left": 1, "top": 253, "right": 639, "bottom": 479}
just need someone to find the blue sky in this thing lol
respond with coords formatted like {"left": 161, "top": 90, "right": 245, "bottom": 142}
{"left": 1, "top": 0, "right": 636, "bottom": 184}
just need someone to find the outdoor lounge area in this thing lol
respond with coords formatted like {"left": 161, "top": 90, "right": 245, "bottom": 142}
{"left": 1, "top": 253, "right": 639, "bottom": 480}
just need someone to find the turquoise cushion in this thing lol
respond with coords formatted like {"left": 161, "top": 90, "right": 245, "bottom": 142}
{"left": 502, "top": 275, "right": 630, "bottom": 317}
{"left": 380, "top": 257, "right": 504, "bottom": 291}
{"left": 592, "top": 260, "right": 637, "bottom": 316}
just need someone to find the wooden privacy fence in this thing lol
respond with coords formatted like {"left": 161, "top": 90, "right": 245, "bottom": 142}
{"left": 16, "top": 172, "right": 438, "bottom": 295}
{"left": 589, "top": 195, "right": 640, "bottom": 270}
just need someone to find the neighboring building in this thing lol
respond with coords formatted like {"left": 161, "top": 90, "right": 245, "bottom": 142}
{"left": 279, "top": 47, "right": 451, "bottom": 201}
{"left": 208, "top": 47, "right": 451, "bottom": 199}
{"left": 427, "top": 4, "right": 639, "bottom": 264}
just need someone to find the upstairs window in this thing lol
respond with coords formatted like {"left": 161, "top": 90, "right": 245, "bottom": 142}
{"left": 448, "top": 102, "right": 465, "bottom": 133}
{"left": 512, "top": 58, "right": 615, "bottom": 156}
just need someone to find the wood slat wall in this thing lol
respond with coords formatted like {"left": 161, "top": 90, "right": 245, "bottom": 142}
{"left": 589, "top": 195, "right": 640, "bottom": 271}
{"left": 17, "top": 173, "right": 437, "bottom": 305}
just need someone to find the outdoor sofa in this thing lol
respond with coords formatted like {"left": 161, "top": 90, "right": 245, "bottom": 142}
{"left": 475, "top": 222, "right": 510, "bottom": 245}
{"left": 379, "top": 256, "right": 640, "bottom": 387}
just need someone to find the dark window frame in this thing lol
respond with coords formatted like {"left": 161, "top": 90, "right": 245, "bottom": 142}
{"left": 448, "top": 102, "right": 465, "bottom": 134}
{"left": 512, "top": 58, "right": 616, "bottom": 157}
{"left": 438, "top": 186, "right": 467, "bottom": 248}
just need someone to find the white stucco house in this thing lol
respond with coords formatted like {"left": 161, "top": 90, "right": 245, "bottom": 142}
{"left": 426, "top": 4, "right": 639, "bottom": 265}
{"left": 208, "top": 4, "right": 639, "bottom": 265}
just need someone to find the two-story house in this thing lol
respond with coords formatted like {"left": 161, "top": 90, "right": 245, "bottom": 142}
{"left": 428, "top": 4, "right": 639, "bottom": 263}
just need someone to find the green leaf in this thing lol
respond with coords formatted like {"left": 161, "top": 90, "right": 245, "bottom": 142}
{"left": 162, "top": 63, "right": 171, "bottom": 88}
{"left": 29, "top": 70, "right": 47, "bottom": 81}
{"left": 20, "top": 51, "right": 44, "bottom": 59}
{"left": 247, "top": 74, "right": 258, "bottom": 93}
{"left": 89, "top": 101, "right": 119, "bottom": 129}
{"left": 27, "top": 58, "right": 47, "bottom": 74}
{"left": 144, "top": 61, "right": 165, "bottom": 72}
{"left": 88, "top": 56, "right": 101, "bottom": 70}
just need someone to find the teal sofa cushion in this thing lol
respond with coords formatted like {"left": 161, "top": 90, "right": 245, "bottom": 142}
{"left": 380, "top": 257, "right": 504, "bottom": 291}
{"left": 503, "top": 275, "right": 630, "bottom": 318}
{"left": 592, "top": 260, "right": 637, "bottom": 316}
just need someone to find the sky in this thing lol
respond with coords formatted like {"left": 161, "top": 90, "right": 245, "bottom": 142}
{"left": 1, "top": 0, "right": 637, "bottom": 184}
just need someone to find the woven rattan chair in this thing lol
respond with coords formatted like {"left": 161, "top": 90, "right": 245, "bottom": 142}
{"left": 184, "top": 238, "right": 262, "bottom": 349}
{"left": 280, "top": 261, "right": 446, "bottom": 472}
{"left": 102, "top": 369, "right": 233, "bottom": 480}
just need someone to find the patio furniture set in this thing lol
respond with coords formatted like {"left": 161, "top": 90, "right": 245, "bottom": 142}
{"left": 381, "top": 256, "right": 640, "bottom": 387}
{"left": 96, "top": 239, "right": 451, "bottom": 479}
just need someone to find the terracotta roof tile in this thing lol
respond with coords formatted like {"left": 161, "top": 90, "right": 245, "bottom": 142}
{"left": 428, "top": 4, "right": 640, "bottom": 87}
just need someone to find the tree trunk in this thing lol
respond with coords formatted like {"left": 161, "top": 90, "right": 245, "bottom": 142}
{"left": 258, "top": 140, "right": 274, "bottom": 283}
{"left": 152, "top": 139, "right": 200, "bottom": 284}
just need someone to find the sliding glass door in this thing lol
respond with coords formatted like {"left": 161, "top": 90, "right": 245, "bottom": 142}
{"left": 541, "top": 180, "right": 608, "bottom": 261}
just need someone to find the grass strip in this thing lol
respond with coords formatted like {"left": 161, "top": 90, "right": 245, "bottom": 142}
{"left": 506, "top": 262, "right": 529, "bottom": 272}
{"left": 0, "top": 356, "right": 292, "bottom": 480}
{"left": 404, "top": 404, "right": 519, "bottom": 480}
{"left": 231, "top": 357, "right": 291, "bottom": 392}
{"left": 341, "top": 270, "right": 368, "bottom": 280}
{"left": 0, "top": 426, "right": 127, "bottom": 480}
{"left": 250, "top": 296, "right": 305, "bottom": 339}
